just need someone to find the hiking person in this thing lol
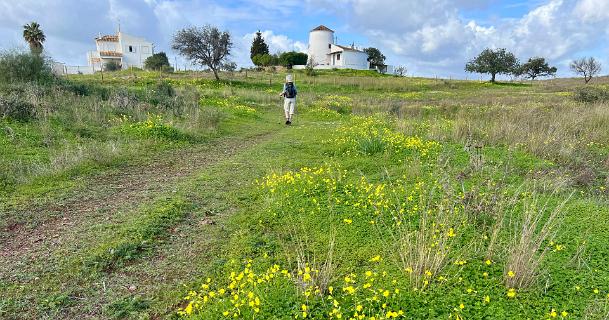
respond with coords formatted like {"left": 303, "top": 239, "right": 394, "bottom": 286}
{"left": 279, "top": 74, "right": 297, "bottom": 125}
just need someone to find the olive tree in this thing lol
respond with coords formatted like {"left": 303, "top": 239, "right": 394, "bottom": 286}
{"left": 515, "top": 57, "right": 557, "bottom": 80}
{"left": 570, "top": 57, "right": 602, "bottom": 84}
{"left": 172, "top": 25, "right": 232, "bottom": 80}
{"left": 465, "top": 48, "right": 519, "bottom": 83}
{"left": 364, "top": 47, "right": 386, "bottom": 70}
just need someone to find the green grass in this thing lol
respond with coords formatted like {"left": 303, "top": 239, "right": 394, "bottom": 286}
{"left": 1, "top": 69, "right": 609, "bottom": 319}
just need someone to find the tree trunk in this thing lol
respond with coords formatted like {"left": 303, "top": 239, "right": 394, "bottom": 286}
{"left": 211, "top": 67, "right": 220, "bottom": 81}
{"left": 491, "top": 73, "right": 496, "bottom": 83}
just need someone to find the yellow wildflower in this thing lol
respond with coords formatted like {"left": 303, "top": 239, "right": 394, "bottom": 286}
{"left": 507, "top": 288, "right": 517, "bottom": 298}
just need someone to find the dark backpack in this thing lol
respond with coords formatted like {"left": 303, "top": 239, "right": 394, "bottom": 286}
{"left": 285, "top": 83, "right": 297, "bottom": 98}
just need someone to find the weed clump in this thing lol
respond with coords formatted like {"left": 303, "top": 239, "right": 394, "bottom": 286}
{"left": 573, "top": 86, "right": 609, "bottom": 103}
{"left": 0, "top": 92, "right": 36, "bottom": 121}
{"left": 314, "top": 95, "right": 353, "bottom": 115}
{"left": 106, "top": 296, "right": 150, "bottom": 319}
{"left": 114, "top": 114, "right": 193, "bottom": 142}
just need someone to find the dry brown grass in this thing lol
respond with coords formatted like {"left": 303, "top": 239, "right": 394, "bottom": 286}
{"left": 503, "top": 190, "right": 571, "bottom": 289}
{"left": 382, "top": 183, "right": 466, "bottom": 289}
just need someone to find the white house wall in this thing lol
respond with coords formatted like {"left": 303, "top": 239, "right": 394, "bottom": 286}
{"left": 329, "top": 51, "right": 368, "bottom": 70}
{"left": 118, "top": 32, "right": 153, "bottom": 69}
{"left": 341, "top": 51, "right": 369, "bottom": 70}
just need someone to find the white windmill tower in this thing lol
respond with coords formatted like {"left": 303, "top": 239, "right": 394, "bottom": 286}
{"left": 307, "top": 25, "right": 334, "bottom": 66}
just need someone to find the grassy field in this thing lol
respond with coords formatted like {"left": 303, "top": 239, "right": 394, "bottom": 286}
{"left": 1, "top": 69, "right": 609, "bottom": 319}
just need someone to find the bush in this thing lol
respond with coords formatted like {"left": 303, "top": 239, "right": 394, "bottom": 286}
{"left": 104, "top": 60, "right": 121, "bottom": 71}
{"left": 154, "top": 81, "right": 175, "bottom": 98}
{"left": 144, "top": 52, "right": 171, "bottom": 71}
{"left": 573, "top": 86, "right": 609, "bottom": 103}
{"left": 147, "top": 81, "right": 184, "bottom": 113}
{"left": 60, "top": 82, "right": 111, "bottom": 100}
{"left": 279, "top": 52, "right": 308, "bottom": 68}
{"left": 0, "top": 50, "right": 55, "bottom": 84}
{"left": 62, "top": 82, "right": 91, "bottom": 96}
{"left": 109, "top": 89, "right": 139, "bottom": 111}
{"left": 0, "top": 92, "right": 36, "bottom": 121}
{"left": 252, "top": 54, "right": 278, "bottom": 67}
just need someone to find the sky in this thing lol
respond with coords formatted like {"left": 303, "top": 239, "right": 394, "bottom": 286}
{"left": 1, "top": 0, "right": 608, "bottom": 78}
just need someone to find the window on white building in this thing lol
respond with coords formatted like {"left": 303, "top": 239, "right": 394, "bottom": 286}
{"left": 128, "top": 45, "right": 135, "bottom": 53}
{"left": 337, "top": 54, "right": 341, "bottom": 61}
{"left": 142, "top": 46, "right": 150, "bottom": 54}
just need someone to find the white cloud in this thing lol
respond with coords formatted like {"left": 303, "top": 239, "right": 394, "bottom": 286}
{"left": 244, "top": 30, "right": 307, "bottom": 54}
{"left": 231, "top": 30, "right": 306, "bottom": 67}
{"left": 574, "top": 0, "right": 609, "bottom": 22}
{"left": 308, "top": 0, "right": 609, "bottom": 77}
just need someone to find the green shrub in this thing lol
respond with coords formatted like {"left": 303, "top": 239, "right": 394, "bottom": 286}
{"left": 573, "top": 86, "right": 609, "bottom": 103}
{"left": 104, "top": 60, "right": 121, "bottom": 71}
{"left": 356, "top": 135, "right": 386, "bottom": 155}
{"left": 279, "top": 52, "right": 307, "bottom": 68}
{"left": 109, "top": 88, "right": 139, "bottom": 112}
{"left": 144, "top": 52, "right": 171, "bottom": 71}
{"left": 116, "top": 114, "right": 192, "bottom": 141}
{"left": 58, "top": 81, "right": 111, "bottom": 99}
{"left": 154, "top": 81, "right": 175, "bottom": 97}
{"left": 106, "top": 296, "right": 150, "bottom": 319}
{"left": 0, "top": 92, "right": 36, "bottom": 121}
{"left": 0, "top": 50, "right": 54, "bottom": 84}
{"left": 61, "top": 82, "right": 91, "bottom": 96}
{"left": 305, "top": 64, "right": 316, "bottom": 77}
{"left": 161, "top": 65, "right": 174, "bottom": 73}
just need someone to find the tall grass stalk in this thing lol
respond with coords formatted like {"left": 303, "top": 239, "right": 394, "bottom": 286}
{"left": 382, "top": 185, "right": 464, "bottom": 289}
{"left": 504, "top": 190, "right": 571, "bottom": 289}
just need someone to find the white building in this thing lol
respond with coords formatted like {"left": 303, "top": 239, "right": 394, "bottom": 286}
{"left": 87, "top": 32, "right": 154, "bottom": 71}
{"left": 306, "top": 25, "right": 369, "bottom": 70}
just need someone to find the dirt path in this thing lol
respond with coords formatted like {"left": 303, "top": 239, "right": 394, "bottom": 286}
{"left": 0, "top": 130, "right": 273, "bottom": 286}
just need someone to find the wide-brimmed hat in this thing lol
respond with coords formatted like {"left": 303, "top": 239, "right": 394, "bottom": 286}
{"left": 286, "top": 74, "right": 293, "bottom": 82}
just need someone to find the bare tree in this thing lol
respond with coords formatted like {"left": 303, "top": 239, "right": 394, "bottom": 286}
{"left": 172, "top": 25, "right": 232, "bottom": 81}
{"left": 570, "top": 57, "right": 601, "bottom": 84}
{"left": 394, "top": 65, "right": 407, "bottom": 77}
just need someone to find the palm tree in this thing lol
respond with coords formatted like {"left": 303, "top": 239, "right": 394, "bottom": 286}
{"left": 23, "top": 22, "right": 46, "bottom": 55}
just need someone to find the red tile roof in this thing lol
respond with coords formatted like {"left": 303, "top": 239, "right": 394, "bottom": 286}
{"left": 311, "top": 25, "right": 334, "bottom": 32}
{"left": 99, "top": 51, "right": 122, "bottom": 57}
{"left": 96, "top": 35, "right": 119, "bottom": 42}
